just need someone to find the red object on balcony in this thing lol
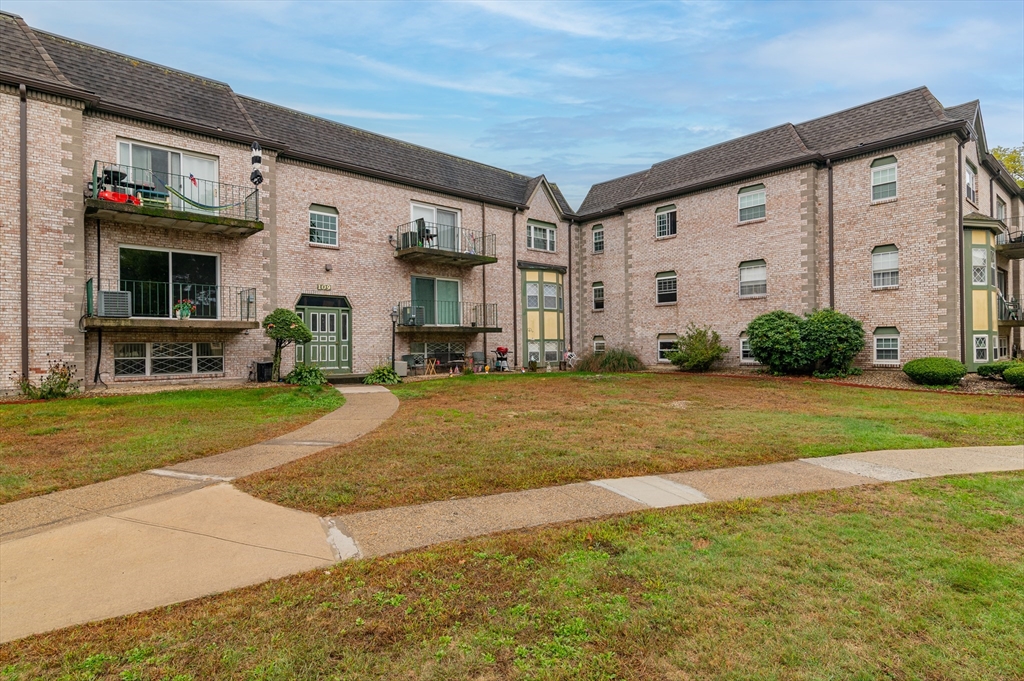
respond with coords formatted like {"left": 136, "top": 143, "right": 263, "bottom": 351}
{"left": 98, "top": 190, "right": 141, "bottom": 206}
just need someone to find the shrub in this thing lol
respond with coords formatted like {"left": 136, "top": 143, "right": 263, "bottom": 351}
{"left": 15, "top": 359, "right": 82, "bottom": 400}
{"left": 976, "top": 361, "right": 1015, "bottom": 379}
{"left": 746, "top": 311, "right": 807, "bottom": 374}
{"left": 667, "top": 324, "right": 729, "bottom": 372}
{"left": 1003, "top": 364, "right": 1024, "bottom": 389}
{"left": 902, "top": 357, "right": 967, "bottom": 386}
{"left": 262, "top": 309, "right": 313, "bottom": 382}
{"left": 364, "top": 364, "right": 402, "bottom": 385}
{"left": 575, "top": 347, "right": 644, "bottom": 373}
{"left": 801, "top": 309, "right": 865, "bottom": 376}
{"left": 285, "top": 362, "right": 327, "bottom": 386}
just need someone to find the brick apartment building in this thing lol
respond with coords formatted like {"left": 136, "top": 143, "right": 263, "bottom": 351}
{"left": 2, "top": 12, "right": 1022, "bottom": 394}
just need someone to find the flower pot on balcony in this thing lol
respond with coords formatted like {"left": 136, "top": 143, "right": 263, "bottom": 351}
{"left": 177, "top": 309, "right": 190, "bottom": 320}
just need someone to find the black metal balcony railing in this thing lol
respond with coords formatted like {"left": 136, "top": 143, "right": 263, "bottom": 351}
{"left": 85, "top": 278, "right": 258, "bottom": 321}
{"left": 398, "top": 300, "right": 497, "bottom": 328}
{"left": 999, "top": 294, "right": 1022, "bottom": 322}
{"left": 395, "top": 220, "right": 496, "bottom": 259}
{"left": 90, "top": 161, "right": 259, "bottom": 222}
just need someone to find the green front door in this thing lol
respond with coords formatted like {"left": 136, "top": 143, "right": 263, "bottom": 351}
{"left": 297, "top": 306, "right": 351, "bottom": 374}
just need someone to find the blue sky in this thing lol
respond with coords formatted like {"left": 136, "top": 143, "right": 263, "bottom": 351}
{"left": 6, "top": 0, "right": 1022, "bottom": 209}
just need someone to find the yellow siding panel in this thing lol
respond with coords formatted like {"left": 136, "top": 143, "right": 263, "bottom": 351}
{"left": 973, "top": 290, "right": 989, "bottom": 330}
{"left": 527, "top": 311, "right": 540, "bottom": 339}
{"left": 526, "top": 271, "right": 539, "bottom": 281}
{"left": 544, "top": 311, "right": 558, "bottom": 338}
{"left": 971, "top": 229, "right": 987, "bottom": 245}
{"left": 543, "top": 271, "right": 558, "bottom": 283}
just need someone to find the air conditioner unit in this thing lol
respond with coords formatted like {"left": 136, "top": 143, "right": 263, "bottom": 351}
{"left": 401, "top": 306, "right": 425, "bottom": 326}
{"left": 97, "top": 290, "right": 131, "bottom": 317}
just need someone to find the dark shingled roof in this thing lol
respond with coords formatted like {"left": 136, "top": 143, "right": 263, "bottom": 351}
{"left": 578, "top": 86, "right": 971, "bottom": 218}
{"left": 33, "top": 28, "right": 259, "bottom": 139}
{"left": 943, "top": 101, "right": 979, "bottom": 124}
{"left": 240, "top": 95, "right": 536, "bottom": 208}
{"left": 0, "top": 12, "right": 69, "bottom": 86}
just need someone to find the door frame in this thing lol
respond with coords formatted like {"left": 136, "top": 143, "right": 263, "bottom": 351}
{"left": 295, "top": 294, "right": 352, "bottom": 374}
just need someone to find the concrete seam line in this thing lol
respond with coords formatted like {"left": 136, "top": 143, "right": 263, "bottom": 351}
{"left": 588, "top": 480, "right": 651, "bottom": 506}
{"left": 146, "top": 469, "right": 235, "bottom": 483}
{"left": 650, "top": 477, "right": 711, "bottom": 503}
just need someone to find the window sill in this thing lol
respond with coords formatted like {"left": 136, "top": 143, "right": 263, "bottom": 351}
{"left": 114, "top": 372, "right": 226, "bottom": 382}
{"left": 739, "top": 294, "right": 768, "bottom": 300}
{"left": 655, "top": 301, "right": 677, "bottom": 307}
{"left": 525, "top": 247, "right": 557, "bottom": 254}
{"left": 593, "top": 250, "right": 605, "bottom": 255}
{"left": 872, "top": 362, "right": 901, "bottom": 368}
{"left": 740, "top": 360, "right": 761, "bottom": 365}
{"left": 872, "top": 285, "right": 900, "bottom": 291}
{"left": 309, "top": 242, "right": 340, "bottom": 250}
{"left": 592, "top": 308, "right": 604, "bottom": 313}
{"left": 738, "top": 217, "right": 767, "bottom": 226}
{"left": 965, "top": 197, "right": 979, "bottom": 210}
{"left": 871, "top": 197, "right": 898, "bottom": 206}
{"left": 654, "top": 233, "right": 677, "bottom": 241}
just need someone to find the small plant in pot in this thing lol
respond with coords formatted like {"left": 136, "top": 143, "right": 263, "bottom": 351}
{"left": 173, "top": 299, "right": 196, "bottom": 320}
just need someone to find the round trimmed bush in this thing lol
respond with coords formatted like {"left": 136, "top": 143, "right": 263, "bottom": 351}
{"left": 976, "top": 361, "right": 1014, "bottom": 379}
{"left": 1003, "top": 364, "right": 1024, "bottom": 389}
{"left": 801, "top": 309, "right": 865, "bottom": 375}
{"left": 746, "top": 311, "right": 808, "bottom": 374}
{"left": 902, "top": 357, "right": 967, "bottom": 386}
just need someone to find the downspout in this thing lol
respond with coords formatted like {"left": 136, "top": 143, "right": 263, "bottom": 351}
{"left": 827, "top": 159, "right": 834, "bottom": 309}
{"left": 94, "top": 219, "right": 102, "bottom": 384}
{"left": 957, "top": 140, "right": 966, "bottom": 364}
{"left": 567, "top": 220, "right": 573, "bottom": 353}
{"left": 511, "top": 208, "right": 519, "bottom": 369}
{"left": 481, "top": 201, "right": 487, "bottom": 362}
{"left": 19, "top": 84, "right": 29, "bottom": 380}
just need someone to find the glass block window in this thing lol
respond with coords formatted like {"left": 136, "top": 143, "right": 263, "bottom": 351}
{"left": 114, "top": 343, "right": 147, "bottom": 376}
{"left": 656, "top": 271, "right": 677, "bottom": 304}
{"left": 974, "top": 335, "right": 988, "bottom": 362}
{"left": 658, "top": 335, "right": 676, "bottom": 362}
{"left": 655, "top": 206, "right": 677, "bottom": 237}
{"left": 593, "top": 282, "right": 604, "bottom": 310}
{"left": 870, "top": 157, "right": 897, "bottom": 201}
{"left": 739, "top": 185, "right": 766, "bottom": 222}
{"left": 972, "top": 248, "right": 988, "bottom": 285}
{"left": 527, "top": 223, "right": 556, "bottom": 252}
{"left": 593, "top": 226, "right": 604, "bottom": 253}
{"left": 873, "top": 327, "right": 900, "bottom": 363}
{"left": 309, "top": 207, "right": 338, "bottom": 246}
{"left": 739, "top": 260, "right": 767, "bottom": 297}
{"left": 872, "top": 245, "right": 899, "bottom": 288}
{"left": 593, "top": 336, "right": 606, "bottom": 353}
{"left": 196, "top": 342, "right": 224, "bottom": 373}
{"left": 526, "top": 282, "right": 539, "bottom": 309}
{"left": 151, "top": 342, "right": 194, "bottom": 374}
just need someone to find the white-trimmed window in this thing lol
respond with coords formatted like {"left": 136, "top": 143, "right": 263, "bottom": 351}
{"left": 974, "top": 335, "right": 988, "bottom": 363}
{"left": 592, "top": 282, "right": 604, "bottom": 310}
{"left": 655, "top": 205, "right": 677, "bottom": 238}
{"left": 998, "top": 336, "right": 1009, "bottom": 359}
{"left": 543, "top": 282, "right": 561, "bottom": 310}
{"left": 593, "top": 336, "right": 606, "bottom": 354}
{"left": 966, "top": 162, "right": 977, "bottom": 204}
{"left": 870, "top": 156, "right": 897, "bottom": 201}
{"left": 593, "top": 226, "right": 604, "bottom": 253}
{"left": 740, "top": 335, "right": 759, "bottom": 364}
{"left": 527, "top": 222, "right": 556, "bottom": 252}
{"left": 658, "top": 335, "right": 677, "bottom": 362}
{"left": 972, "top": 248, "right": 988, "bottom": 285}
{"left": 738, "top": 184, "right": 766, "bottom": 222}
{"left": 739, "top": 259, "right": 767, "bottom": 297}
{"left": 116, "top": 139, "right": 218, "bottom": 214}
{"left": 873, "top": 327, "right": 900, "bottom": 364}
{"left": 309, "top": 205, "right": 338, "bottom": 246}
{"left": 996, "top": 197, "right": 1006, "bottom": 221}
{"left": 656, "top": 271, "right": 677, "bottom": 304}
{"left": 872, "top": 245, "right": 899, "bottom": 288}
{"left": 114, "top": 341, "right": 224, "bottom": 377}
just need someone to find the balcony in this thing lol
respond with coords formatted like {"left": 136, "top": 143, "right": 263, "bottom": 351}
{"left": 84, "top": 161, "right": 263, "bottom": 237}
{"left": 998, "top": 294, "right": 1023, "bottom": 328}
{"left": 83, "top": 278, "right": 259, "bottom": 331}
{"left": 395, "top": 300, "right": 500, "bottom": 334}
{"left": 393, "top": 220, "right": 497, "bottom": 267}
{"left": 996, "top": 218, "right": 1024, "bottom": 259}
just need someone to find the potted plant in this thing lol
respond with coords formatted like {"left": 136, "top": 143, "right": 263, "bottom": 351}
{"left": 173, "top": 299, "right": 196, "bottom": 320}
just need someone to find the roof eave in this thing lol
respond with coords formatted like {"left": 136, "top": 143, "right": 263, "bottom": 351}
{"left": 0, "top": 69, "right": 95, "bottom": 103}
{"left": 824, "top": 120, "right": 970, "bottom": 162}
{"left": 575, "top": 206, "right": 624, "bottom": 222}
{"left": 281, "top": 149, "right": 528, "bottom": 210}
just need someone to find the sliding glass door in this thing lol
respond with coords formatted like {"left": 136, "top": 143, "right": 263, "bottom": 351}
{"left": 119, "top": 247, "right": 218, "bottom": 318}
{"left": 411, "top": 276, "right": 460, "bottom": 326}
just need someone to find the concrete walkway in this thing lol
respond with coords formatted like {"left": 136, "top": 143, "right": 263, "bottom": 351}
{"left": 1, "top": 385, "right": 1020, "bottom": 643}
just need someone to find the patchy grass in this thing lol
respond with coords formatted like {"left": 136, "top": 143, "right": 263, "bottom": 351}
{"left": 0, "top": 386, "right": 344, "bottom": 503}
{"left": 239, "top": 373, "right": 1021, "bottom": 515}
{"left": 2, "top": 473, "right": 1022, "bottom": 680}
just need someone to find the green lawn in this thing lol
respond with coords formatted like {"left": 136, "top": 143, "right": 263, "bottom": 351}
{"left": 239, "top": 373, "right": 1023, "bottom": 515}
{"left": 3, "top": 472, "right": 1021, "bottom": 680}
{"left": 0, "top": 386, "right": 344, "bottom": 503}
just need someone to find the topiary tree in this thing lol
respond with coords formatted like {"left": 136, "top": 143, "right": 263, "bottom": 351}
{"left": 668, "top": 323, "right": 729, "bottom": 372}
{"left": 262, "top": 308, "right": 313, "bottom": 382}
{"left": 801, "top": 309, "right": 865, "bottom": 377}
{"left": 1002, "top": 363, "right": 1024, "bottom": 389}
{"left": 746, "top": 311, "right": 808, "bottom": 374}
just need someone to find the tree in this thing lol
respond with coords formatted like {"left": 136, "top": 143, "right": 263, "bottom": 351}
{"left": 992, "top": 145, "right": 1024, "bottom": 188}
{"left": 746, "top": 310, "right": 808, "bottom": 375}
{"left": 262, "top": 308, "right": 312, "bottom": 382}
{"left": 667, "top": 323, "right": 729, "bottom": 372}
